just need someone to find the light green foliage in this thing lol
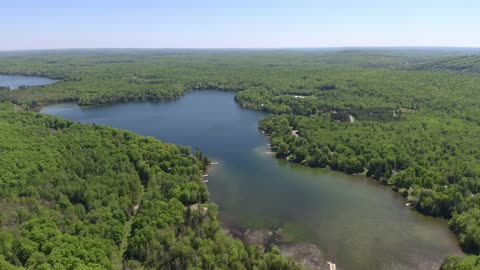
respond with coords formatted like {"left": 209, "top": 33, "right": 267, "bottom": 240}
{"left": 441, "top": 255, "right": 480, "bottom": 270}
{"left": 0, "top": 106, "right": 300, "bottom": 269}
{"left": 1, "top": 49, "right": 480, "bottom": 268}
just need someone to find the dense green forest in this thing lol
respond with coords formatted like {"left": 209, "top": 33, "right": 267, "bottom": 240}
{"left": 0, "top": 49, "right": 478, "bottom": 108}
{"left": 0, "top": 104, "right": 301, "bottom": 269}
{"left": 1, "top": 49, "right": 480, "bottom": 269}
{"left": 405, "top": 55, "right": 480, "bottom": 74}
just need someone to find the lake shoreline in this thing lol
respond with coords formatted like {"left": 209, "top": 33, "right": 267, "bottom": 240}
{"left": 40, "top": 91, "right": 462, "bottom": 270}
{"left": 222, "top": 222, "right": 330, "bottom": 270}
{"left": 260, "top": 128, "right": 445, "bottom": 214}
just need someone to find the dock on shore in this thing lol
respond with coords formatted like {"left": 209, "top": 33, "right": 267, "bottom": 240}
{"left": 327, "top": 261, "right": 336, "bottom": 270}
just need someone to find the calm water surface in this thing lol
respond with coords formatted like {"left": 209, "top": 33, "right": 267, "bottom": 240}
{"left": 42, "top": 91, "right": 461, "bottom": 270}
{"left": 0, "top": 74, "right": 58, "bottom": 89}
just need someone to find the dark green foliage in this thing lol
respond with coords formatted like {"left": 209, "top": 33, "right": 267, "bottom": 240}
{"left": 407, "top": 55, "right": 480, "bottom": 75}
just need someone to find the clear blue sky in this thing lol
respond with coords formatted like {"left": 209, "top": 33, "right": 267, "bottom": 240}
{"left": 1, "top": 0, "right": 479, "bottom": 50}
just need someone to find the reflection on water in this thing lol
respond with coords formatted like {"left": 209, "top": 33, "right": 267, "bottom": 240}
{"left": 42, "top": 91, "right": 461, "bottom": 270}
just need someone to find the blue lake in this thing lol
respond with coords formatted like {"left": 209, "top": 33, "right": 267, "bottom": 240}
{"left": 42, "top": 91, "right": 462, "bottom": 270}
{"left": 0, "top": 74, "right": 58, "bottom": 89}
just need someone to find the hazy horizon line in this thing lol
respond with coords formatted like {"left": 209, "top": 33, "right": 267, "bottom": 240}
{"left": 1, "top": 46, "right": 480, "bottom": 53}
